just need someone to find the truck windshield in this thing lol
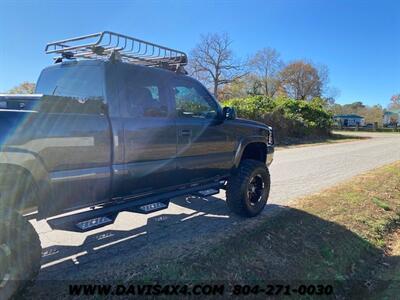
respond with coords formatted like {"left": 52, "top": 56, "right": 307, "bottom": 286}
{"left": 35, "top": 65, "right": 104, "bottom": 102}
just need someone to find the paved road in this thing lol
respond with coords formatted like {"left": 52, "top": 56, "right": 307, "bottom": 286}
{"left": 270, "top": 131, "right": 400, "bottom": 204}
{"left": 32, "top": 132, "right": 400, "bottom": 281}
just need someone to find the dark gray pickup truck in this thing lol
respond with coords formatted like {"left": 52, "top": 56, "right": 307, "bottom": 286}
{"left": 0, "top": 32, "right": 274, "bottom": 298}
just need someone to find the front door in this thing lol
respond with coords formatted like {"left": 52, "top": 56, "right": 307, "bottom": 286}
{"left": 170, "top": 77, "right": 234, "bottom": 185}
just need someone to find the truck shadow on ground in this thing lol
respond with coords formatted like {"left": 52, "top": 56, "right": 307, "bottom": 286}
{"left": 31, "top": 197, "right": 399, "bottom": 299}
{"left": 37, "top": 193, "right": 243, "bottom": 278}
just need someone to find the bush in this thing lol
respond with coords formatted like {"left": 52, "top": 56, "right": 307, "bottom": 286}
{"left": 222, "top": 96, "right": 276, "bottom": 120}
{"left": 274, "top": 97, "right": 333, "bottom": 129}
{"left": 221, "top": 96, "right": 333, "bottom": 142}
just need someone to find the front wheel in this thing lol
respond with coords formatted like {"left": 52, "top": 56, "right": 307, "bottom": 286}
{"left": 226, "top": 159, "right": 271, "bottom": 217}
{"left": 0, "top": 210, "right": 42, "bottom": 299}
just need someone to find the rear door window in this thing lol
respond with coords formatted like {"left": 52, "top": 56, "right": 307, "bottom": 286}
{"left": 123, "top": 69, "right": 169, "bottom": 118}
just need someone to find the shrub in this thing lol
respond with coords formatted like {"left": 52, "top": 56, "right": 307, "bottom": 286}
{"left": 221, "top": 96, "right": 333, "bottom": 141}
{"left": 274, "top": 97, "right": 333, "bottom": 129}
{"left": 222, "top": 95, "right": 276, "bottom": 120}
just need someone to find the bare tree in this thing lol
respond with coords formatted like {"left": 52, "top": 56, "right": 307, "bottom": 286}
{"left": 189, "top": 33, "right": 244, "bottom": 98}
{"left": 279, "top": 61, "right": 327, "bottom": 100}
{"left": 217, "top": 74, "right": 261, "bottom": 100}
{"left": 8, "top": 82, "right": 36, "bottom": 94}
{"left": 388, "top": 94, "right": 400, "bottom": 110}
{"left": 324, "top": 86, "right": 341, "bottom": 107}
{"left": 250, "top": 47, "right": 283, "bottom": 97}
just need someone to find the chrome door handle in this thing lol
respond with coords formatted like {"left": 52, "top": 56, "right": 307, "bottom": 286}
{"left": 180, "top": 129, "right": 192, "bottom": 136}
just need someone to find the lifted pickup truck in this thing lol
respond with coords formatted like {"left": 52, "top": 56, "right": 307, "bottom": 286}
{"left": 0, "top": 31, "right": 274, "bottom": 298}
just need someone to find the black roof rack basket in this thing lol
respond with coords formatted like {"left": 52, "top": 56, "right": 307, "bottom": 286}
{"left": 45, "top": 31, "right": 188, "bottom": 71}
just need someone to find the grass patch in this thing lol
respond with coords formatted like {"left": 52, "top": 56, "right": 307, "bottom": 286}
{"left": 371, "top": 197, "right": 392, "bottom": 211}
{"left": 129, "top": 161, "right": 400, "bottom": 298}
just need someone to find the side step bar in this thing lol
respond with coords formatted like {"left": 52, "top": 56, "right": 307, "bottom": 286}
{"left": 47, "top": 181, "right": 223, "bottom": 232}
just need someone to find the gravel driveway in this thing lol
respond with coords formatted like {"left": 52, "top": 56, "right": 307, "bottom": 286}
{"left": 32, "top": 132, "right": 400, "bottom": 282}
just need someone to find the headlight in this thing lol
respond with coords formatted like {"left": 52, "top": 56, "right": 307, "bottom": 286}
{"left": 267, "top": 128, "right": 274, "bottom": 145}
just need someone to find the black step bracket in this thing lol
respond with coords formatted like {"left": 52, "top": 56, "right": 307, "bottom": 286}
{"left": 129, "top": 201, "right": 169, "bottom": 214}
{"left": 76, "top": 215, "right": 114, "bottom": 231}
{"left": 196, "top": 188, "right": 220, "bottom": 197}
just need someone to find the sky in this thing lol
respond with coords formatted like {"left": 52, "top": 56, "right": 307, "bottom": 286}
{"left": 0, "top": 0, "right": 398, "bottom": 107}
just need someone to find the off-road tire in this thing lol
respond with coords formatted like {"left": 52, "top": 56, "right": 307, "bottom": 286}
{"left": 226, "top": 159, "right": 271, "bottom": 217}
{"left": 0, "top": 210, "right": 41, "bottom": 299}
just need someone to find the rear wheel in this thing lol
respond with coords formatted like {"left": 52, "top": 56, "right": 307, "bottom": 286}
{"left": 0, "top": 210, "right": 41, "bottom": 299}
{"left": 226, "top": 159, "right": 271, "bottom": 217}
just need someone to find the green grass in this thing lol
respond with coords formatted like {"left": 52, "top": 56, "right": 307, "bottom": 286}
{"left": 372, "top": 197, "right": 392, "bottom": 211}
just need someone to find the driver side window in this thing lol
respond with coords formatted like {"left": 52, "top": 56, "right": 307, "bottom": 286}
{"left": 173, "top": 81, "right": 218, "bottom": 119}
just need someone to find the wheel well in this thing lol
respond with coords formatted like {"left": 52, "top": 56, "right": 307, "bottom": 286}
{"left": 0, "top": 164, "right": 38, "bottom": 211}
{"left": 240, "top": 142, "right": 267, "bottom": 163}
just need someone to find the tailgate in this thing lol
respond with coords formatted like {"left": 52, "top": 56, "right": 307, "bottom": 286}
{"left": 0, "top": 94, "right": 42, "bottom": 111}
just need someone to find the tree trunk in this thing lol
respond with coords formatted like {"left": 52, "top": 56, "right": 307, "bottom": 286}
{"left": 213, "top": 82, "right": 218, "bottom": 99}
{"left": 214, "top": 67, "right": 219, "bottom": 99}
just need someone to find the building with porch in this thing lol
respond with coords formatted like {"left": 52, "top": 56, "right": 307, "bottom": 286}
{"left": 383, "top": 110, "right": 400, "bottom": 126}
{"left": 333, "top": 114, "right": 365, "bottom": 127}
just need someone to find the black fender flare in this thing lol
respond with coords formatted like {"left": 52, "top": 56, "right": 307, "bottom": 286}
{"left": 0, "top": 150, "right": 52, "bottom": 218}
{"left": 233, "top": 136, "right": 268, "bottom": 168}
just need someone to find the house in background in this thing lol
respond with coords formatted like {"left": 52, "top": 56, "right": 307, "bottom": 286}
{"left": 333, "top": 114, "right": 365, "bottom": 127}
{"left": 383, "top": 110, "right": 400, "bottom": 126}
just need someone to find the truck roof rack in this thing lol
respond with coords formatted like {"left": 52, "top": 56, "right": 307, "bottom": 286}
{"left": 45, "top": 31, "right": 188, "bottom": 72}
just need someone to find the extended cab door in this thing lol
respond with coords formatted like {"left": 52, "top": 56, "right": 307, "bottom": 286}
{"left": 170, "top": 76, "right": 235, "bottom": 185}
{"left": 119, "top": 66, "right": 178, "bottom": 197}
{"left": 34, "top": 62, "right": 112, "bottom": 216}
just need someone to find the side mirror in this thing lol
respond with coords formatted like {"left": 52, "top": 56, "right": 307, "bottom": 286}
{"left": 100, "top": 102, "right": 109, "bottom": 115}
{"left": 223, "top": 107, "right": 236, "bottom": 120}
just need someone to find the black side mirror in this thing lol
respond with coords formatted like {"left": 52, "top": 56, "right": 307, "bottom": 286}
{"left": 100, "top": 102, "right": 109, "bottom": 115}
{"left": 223, "top": 106, "right": 237, "bottom": 120}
